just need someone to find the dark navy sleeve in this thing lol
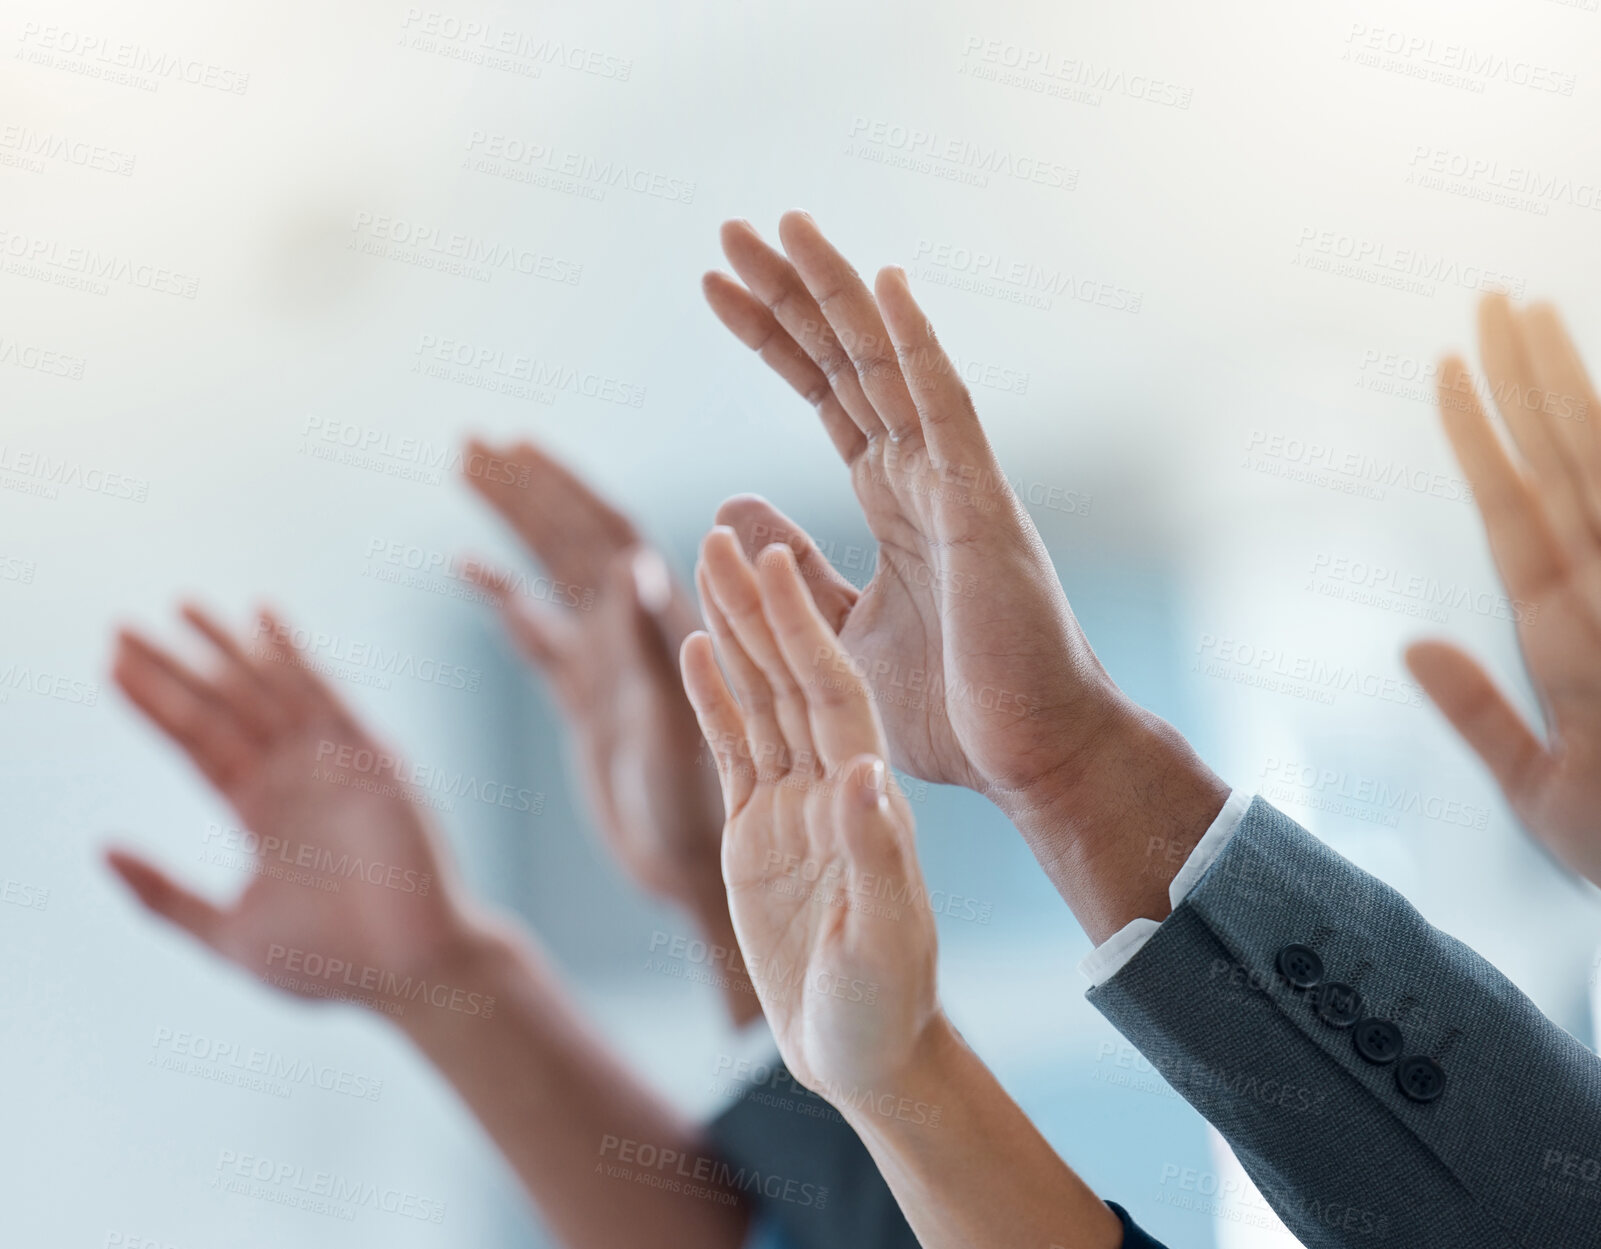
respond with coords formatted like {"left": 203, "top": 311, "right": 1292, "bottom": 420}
{"left": 1106, "top": 1201, "right": 1171, "bottom": 1248}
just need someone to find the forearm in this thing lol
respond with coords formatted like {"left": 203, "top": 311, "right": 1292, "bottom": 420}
{"left": 1002, "top": 701, "right": 1230, "bottom": 946}
{"left": 838, "top": 1016, "right": 1124, "bottom": 1249}
{"left": 393, "top": 916, "right": 751, "bottom": 1249}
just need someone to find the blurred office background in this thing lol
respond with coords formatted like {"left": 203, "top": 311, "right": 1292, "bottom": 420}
{"left": 3, "top": 0, "right": 1601, "bottom": 1245}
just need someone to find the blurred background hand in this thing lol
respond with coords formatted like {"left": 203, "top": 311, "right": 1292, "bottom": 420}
{"left": 1408, "top": 295, "right": 1601, "bottom": 890}
{"left": 462, "top": 438, "right": 725, "bottom": 915}
{"left": 107, "top": 607, "right": 477, "bottom": 1007}
{"left": 460, "top": 439, "right": 760, "bottom": 1022}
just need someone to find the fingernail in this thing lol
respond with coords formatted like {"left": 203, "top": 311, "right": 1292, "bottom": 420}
{"left": 859, "top": 758, "right": 887, "bottom": 808}
{"left": 632, "top": 549, "right": 671, "bottom": 614}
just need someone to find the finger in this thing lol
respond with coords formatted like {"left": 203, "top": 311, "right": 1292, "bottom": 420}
{"left": 778, "top": 211, "right": 923, "bottom": 443}
{"left": 700, "top": 529, "right": 820, "bottom": 777}
{"left": 1519, "top": 302, "right": 1601, "bottom": 543}
{"left": 501, "top": 600, "right": 572, "bottom": 680}
{"left": 1436, "top": 356, "right": 1566, "bottom": 601}
{"left": 1405, "top": 640, "right": 1551, "bottom": 804}
{"left": 463, "top": 560, "right": 573, "bottom": 676}
{"left": 713, "top": 494, "right": 859, "bottom": 633}
{"left": 1478, "top": 294, "right": 1595, "bottom": 554}
{"left": 702, "top": 270, "right": 866, "bottom": 462}
{"left": 875, "top": 266, "right": 999, "bottom": 477}
{"left": 251, "top": 610, "right": 357, "bottom": 728}
{"left": 680, "top": 631, "right": 755, "bottom": 814}
{"left": 463, "top": 437, "right": 636, "bottom": 589}
{"left": 830, "top": 755, "right": 914, "bottom": 890}
{"left": 105, "top": 847, "right": 228, "bottom": 948}
{"left": 611, "top": 546, "right": 696, "bottom": 686}
{"left": 180, "top": 604, "right": 289, "bottom": 738}
{"left": 113, "top": 631, "right": 259, "bottom": 790}
{"left": 697, "top": 564, "right": 789, "bottom": 783}
{"left": 754, "top": 544, "right": 884, "bottom": 769}
{"left": 719, "top": 219, "right": 885, "bottom": 444}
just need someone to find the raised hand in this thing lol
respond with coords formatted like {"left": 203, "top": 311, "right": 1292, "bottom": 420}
{"left": 110, "top": 606, "right": 754, "bottom": 1249}
{"left": 703, "top": 214, "right": 1227, "bottom": 941}
{"left": 703, "top": 214, "right": 1115, "bottom": 803}
{"left": 682, "top": 530, "right": 938, "bottom": 1093}
{"left": 1406, "top": 295, "right": 1601, "bottom": 888}
{"left": 681, "top": 531, "right": 1124, "bottom": 1249}
{"left": 462, "top": 439, "right": 723, "bottom": 912}
{"left": 107, "top": 607, "right": 473, "bottom": 1007}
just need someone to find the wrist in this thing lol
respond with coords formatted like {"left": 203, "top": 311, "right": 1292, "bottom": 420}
{"left": 828, "top": 1010, "right": 961, "bottom": 1141}
{"left": 996, "top": 700, "right": 1229, "bottom": 944}
{"left": 832, "top": 1008, "right": 1128, "bottom": 1249}
{"left": 384, "top": 909, "right": 527, "bottom": 1041}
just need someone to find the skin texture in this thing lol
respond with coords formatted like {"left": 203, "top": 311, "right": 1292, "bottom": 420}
{"left": 681, "top": 536, "right": 1123, "bottom": 1249}
{"left": 461, "top": 438, "right": 755, "bottom": 1020}
{"left": 106, "top": 607, "right": 749, "bottom": 1249}
{"left": 687, "top": 531, "right": 939, "bottom": 1094}
{"left": 703, "top": 212, "right": 1230, "bottom": 943}
{"left": 1406, "top": 295, "right": 1601, "bottom": 888}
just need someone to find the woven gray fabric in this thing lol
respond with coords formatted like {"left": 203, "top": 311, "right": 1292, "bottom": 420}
{"left": 1090, "top": 796, "right": 1601, "bottom": 1249}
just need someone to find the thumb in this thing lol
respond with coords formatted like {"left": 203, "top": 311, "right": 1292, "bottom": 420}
{"left": 500, "top": 595, "right": 568, "bottom": 675}
{"left": 1405, "top": 640, "right": 1549, "bottom": 802}
{"left": 610, "top": 547, "right": 692, "bottom": 683}
{"left": 105, "top": 847, "right": 228, "bottom": 949}
{"left": 831, "top": 755, "right": 914, "bottom": 887}
{"left": 714, "top": 494, "right": 859, "bottom": 634}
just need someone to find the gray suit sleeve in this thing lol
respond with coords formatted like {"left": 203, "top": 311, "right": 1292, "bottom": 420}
{"left": 1089, "top": 796, "right": 1601, "bottom": 1249}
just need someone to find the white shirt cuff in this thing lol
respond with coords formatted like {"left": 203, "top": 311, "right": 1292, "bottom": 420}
{"left": 1078, "top": 788, "right": 1253, "bottom": 987}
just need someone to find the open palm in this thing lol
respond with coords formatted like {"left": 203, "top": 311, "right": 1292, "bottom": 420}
{"left": 1407, "top": 295, "right": 1601, "bottom": 888}
{"left": 463, "top": 439, "right": 723, "bottom": 907}
{"left": 704, "top": 214, "right": 1125, "bottom": 814}
{"left": 682, "top": 530, "right": 938, "bottom": 1094}
{"left": 108, "top": 607, "right": 469, "bottom": 1003}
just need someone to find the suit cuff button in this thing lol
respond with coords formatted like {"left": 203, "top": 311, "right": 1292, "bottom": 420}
{"left": 1276, "top": 944, "right": 1323, "bottom": 990}
{"left": 1353, "top": 1018, "right": 1403, "bottom": 1065}
{"left": 1397, "top": 1055, "right": 1446, "bottom": 1103}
